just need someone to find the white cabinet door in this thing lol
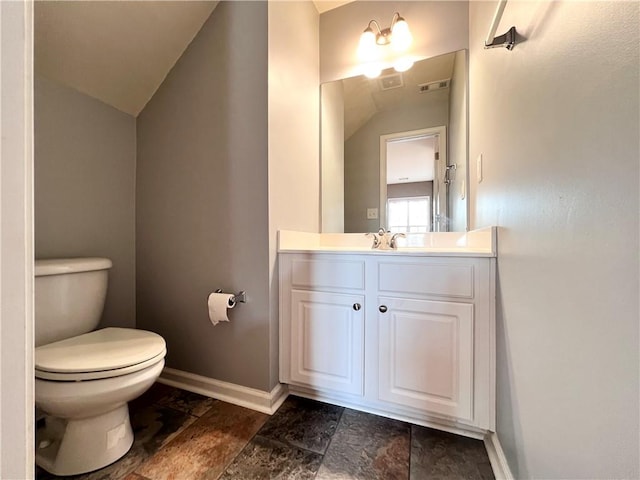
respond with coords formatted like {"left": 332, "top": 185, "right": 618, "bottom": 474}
{"left": 378, "top": 297, "right": 474, "bottom": 421}
{"left": 290, "top": 290, "right": 365, "bottom": 395}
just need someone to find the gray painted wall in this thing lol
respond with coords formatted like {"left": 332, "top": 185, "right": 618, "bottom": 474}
{"left": 34, "top": 75, "right": 137, "bottom": 329}
{"left": 344, "top": 93, "right": 448, "bottom": 232}
{"left": 136, "top": 2, "right": 272, "bottom": 391}
{"left": 470, "top": 2, "right": 639, "bottom": 478}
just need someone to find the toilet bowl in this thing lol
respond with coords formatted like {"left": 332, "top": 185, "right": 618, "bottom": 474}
{"left": 34, "top": 259, "right": 167, "bottom": 476}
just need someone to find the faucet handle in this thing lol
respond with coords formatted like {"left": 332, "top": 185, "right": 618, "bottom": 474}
{"left": 365, "top": 232, "right": 380, "bottom": 249}
{"left": 390, "top": 232, "right": 406, "bottom": 249}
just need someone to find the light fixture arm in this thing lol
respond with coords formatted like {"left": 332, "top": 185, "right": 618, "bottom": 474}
{"left": 390, "top": 12, "right": 403, "bottom": 29}
{"left": 365, "top": 13, "right": 407, "bottom": 46}
{"left": 364, "top": 19, "right": 382, "bottom": 36}
{"left": 357, "top": 11, "right": 413, "bottom": 78}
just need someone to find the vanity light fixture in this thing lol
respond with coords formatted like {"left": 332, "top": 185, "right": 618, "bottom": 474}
{"left": 358, "top": 12, "right": 413, "bottom": 78}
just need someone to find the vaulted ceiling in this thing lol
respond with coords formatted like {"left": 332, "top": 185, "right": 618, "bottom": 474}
{"left": 34, "top": 1, "right": 352, "bottom": 117}
{"left": 35, "top": 1, "right": 218, "bottom": 116}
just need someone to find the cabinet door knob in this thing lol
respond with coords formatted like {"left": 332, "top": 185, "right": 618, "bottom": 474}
{"left": 353, "top": 303, "right": 361, "bottom": 311}
{"left": 379, "top": 305, "right": 388, "bottom": 313}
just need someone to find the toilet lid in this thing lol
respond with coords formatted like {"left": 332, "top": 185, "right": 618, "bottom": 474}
{"left": 35, "top": 327, "right": 166, "bottom": 380}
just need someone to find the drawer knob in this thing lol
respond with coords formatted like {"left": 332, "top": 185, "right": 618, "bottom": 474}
{"left": 353, "top": 303, "right": 361, "bottom": 311}
{"left": 379, "top": 305, "right": 388, "bottom": 313}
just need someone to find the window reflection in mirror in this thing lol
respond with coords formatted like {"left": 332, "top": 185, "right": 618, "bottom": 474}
{"left": 320, "top": 50, "right": 468, "bottom": 233}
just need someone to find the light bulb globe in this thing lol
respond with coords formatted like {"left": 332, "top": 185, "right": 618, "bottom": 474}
{"left": 393, "top": 57, "right": 414, "bottom": 73}
{"left": 362, "top": 63, "right": 382, "bottom": 79}
{"left": 391, "top": 19, "right": 412, "bottom": 52}
{"left": 358, "top": 29, "right": 378, "bottom": 61}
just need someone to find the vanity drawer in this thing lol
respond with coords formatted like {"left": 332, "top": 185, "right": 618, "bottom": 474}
{"left": 377, "top": 260, "right": 475, "bottom": 299}
{"left": 290, "top": 257, "right": 365, "bottom": 290}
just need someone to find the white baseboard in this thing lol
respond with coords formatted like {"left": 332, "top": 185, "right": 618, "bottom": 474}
{"left": 484, "top": 432, "right": 514, "bottom": 480}
{"left": 158, "top": 367, "right": 289, "bottom": 415}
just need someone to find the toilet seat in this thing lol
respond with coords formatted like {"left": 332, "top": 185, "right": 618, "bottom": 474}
{"left": 35, "top": 327, "right": 166, "bottom": 381}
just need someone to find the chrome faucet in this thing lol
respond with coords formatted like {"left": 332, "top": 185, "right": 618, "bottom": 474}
{"left": 366, "top": 228, "right": 405, "bottom": 250}
{"left": 365, "top": 228, "right": 386, "bottom": 249}
{"left": 390, "top": 232, "right": 406, "bottom": 249}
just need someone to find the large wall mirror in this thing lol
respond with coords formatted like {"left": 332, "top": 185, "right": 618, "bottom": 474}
{"left": 321, "top": 50, "right": 469, "bottom": 233}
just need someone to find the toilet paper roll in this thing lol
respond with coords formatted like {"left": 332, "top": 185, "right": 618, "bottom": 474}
{"left": 207, "top": 292, "right": 236, "bottom": 326}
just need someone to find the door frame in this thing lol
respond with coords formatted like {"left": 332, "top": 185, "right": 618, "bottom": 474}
{"left": 0, "top": 1, "right": 35, "bottom": 478}
{"left": 379, "top": 125, "right": 447, "bottom": 231}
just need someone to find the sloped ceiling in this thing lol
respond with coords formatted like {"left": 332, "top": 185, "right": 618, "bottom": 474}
{"left": 35, "top": 1, "right": 218, "bottom": 116}
{"left": 313, "top": 1, "right": 354, "bottom": 14}
{"left": 34, "top": 1, "right": 353, "bottom": 116}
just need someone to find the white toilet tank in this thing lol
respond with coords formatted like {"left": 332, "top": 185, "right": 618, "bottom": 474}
{"left": 35, "top": 258, "right": 113, "bottom": 347}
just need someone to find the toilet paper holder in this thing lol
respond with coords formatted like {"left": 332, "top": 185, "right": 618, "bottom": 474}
{"left": 214, "top": 289, "right": 246, "bottom": 305}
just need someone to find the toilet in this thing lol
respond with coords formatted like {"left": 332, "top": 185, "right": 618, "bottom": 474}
{"left": 34, "top": 257, "right": 166, "bottom": 476}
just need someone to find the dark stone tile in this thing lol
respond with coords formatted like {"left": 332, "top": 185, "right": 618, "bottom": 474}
{"left": 130, "top": 403, "right": 198, "bottom": 456}
{"left": 73, "top": 444, "right": 150, "bottom": 480}
{"left": 35, "top": 465, "right": 55, "bottom": 480}
{"left": 258, "top": 395, "right": 344, "bottom": 455}
{"left": 128, "top": 382, "right": 175, "bottom": 414}
{"left": 316, "top": 409, "right": 410, "bottom": 480}
{"left": 155, "top": 386, "right": 217, "bottom": 417}
{"left": 219, "top": 435, "right": 323, "bottom": 480}
{"left": 134, "top": 401, "right": 268, "bottom": 480}
{"left": 35, "top": 403, "right": 197, "bottom": 480}
{"left": 410, "top": 426, "right": 495, "bottom": 480}
{"left": 122, "top": 474, "right": 151, "bottom": 480}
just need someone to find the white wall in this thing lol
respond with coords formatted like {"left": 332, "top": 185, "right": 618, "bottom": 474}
{"left": 0, "top": 1, "right": 34, "bottom": 478}
{"left": 267, "top": 1, "right": 320, "bottom": 387}
{"left": 320, "top": 80, "right": 344, "bottom": 233}
{"left": 469, "top": 2, "right": 639, "bottom": 478}
{"left": 320, "top": 1, "right": 468, "bottom": 82}
{"left": 448, "top": 49, "right": 467, "bottom": 232}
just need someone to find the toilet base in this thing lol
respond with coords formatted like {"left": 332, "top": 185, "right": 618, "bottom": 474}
{"left": 36, "top": 404, "right": 134, "bottom": 476}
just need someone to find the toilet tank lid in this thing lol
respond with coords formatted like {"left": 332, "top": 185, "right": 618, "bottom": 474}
{"left": 35, "top": 257, "right": 112, "bottom": 277}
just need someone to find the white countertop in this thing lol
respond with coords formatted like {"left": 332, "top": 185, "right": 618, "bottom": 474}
{"left": 278, "top": 227, "right": 497, "bottom": 257}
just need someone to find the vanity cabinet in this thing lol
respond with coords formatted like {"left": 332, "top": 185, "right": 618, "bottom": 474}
{"left": 289, "top": 289, "right": 364, "bottom": 395}
{"left": 280, "top": 256, "right": 366, "bottom": 395}
{"left": 279, "top": 252, "right": 495, "bottom": 435}
{"left": 377, "top": 297, "right": 474, "bottom": 421}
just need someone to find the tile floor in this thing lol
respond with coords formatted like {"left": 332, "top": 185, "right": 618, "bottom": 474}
{"left": 36, "top": 383, "right": 494, "bottom": 480}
